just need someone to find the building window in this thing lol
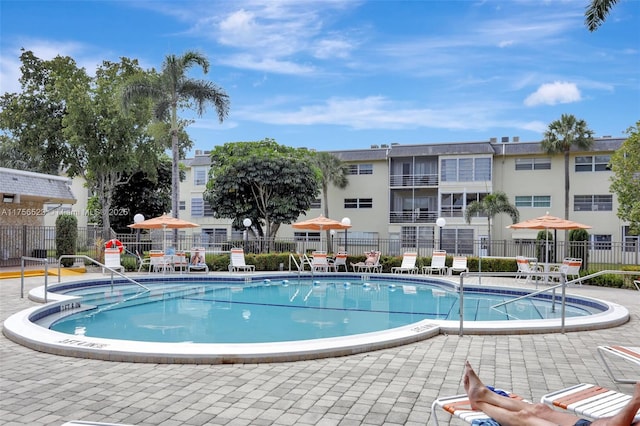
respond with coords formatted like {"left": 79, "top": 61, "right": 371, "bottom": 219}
{"left": 515, "top": 195, "right": 551, "bottom": 208}
{"left": 193, "top": 167, "right": 208, "bottom": 185}
{"left": 440, "top": 158, "right": 491, "bottom": 182}
{"left": 179, "top": 201, "right": 186, "bottom": 211}
{"left": 440, "top": 193, "right": 464, "bottom": 217}
{"left": 344, "top": 198, "right": 373, "bottom": 208}
{"left": 575, "top": 155, "right": 610, "bottom": 172}
{"left": 347, "top": 164, "right": 373, "bottom": 175}
{"left": 591, "top": 234, "right": 612, "bottom": 250}
{"left": 515, "top": 157, "right": 551, "bottom": 171}
{"left": 310, "top": 198, "right": 321, "bottom": 209}
{"left": 191, "top": 198, "right": 204, "bottom": 217}
{"left": 574, "top": 195, "right": 612, "bottom": 211}
{"left": 623, "top": 226, "right": 640, "bottom": 253}
{"left": 441, "top": 228, "right": 474, "bottom": 254}
{"left": 294, "top": 232, "right": 320, "bottom": 241}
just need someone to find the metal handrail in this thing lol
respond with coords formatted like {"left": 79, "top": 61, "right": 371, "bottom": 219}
{"left": 20, "top": 256, "right": 50, "bottom": 301}
{"left": 57, "top": 255, "right": 149, "bottom": 291}
{"left": 459, "top": 269, "right": 638, "bottom": 337}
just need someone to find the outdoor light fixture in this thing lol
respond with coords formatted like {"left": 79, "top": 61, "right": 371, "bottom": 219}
{"left": 341, "top": 217, "right": 351, "bottom": 252}
{"left": 243, "top": 218, "right": 252, "bottom": 253}
{"left": 436, "top": 217, "right": 446, "bottom": 251}
{"left": 3, "top": 194, "right": 15, "bottom": 203}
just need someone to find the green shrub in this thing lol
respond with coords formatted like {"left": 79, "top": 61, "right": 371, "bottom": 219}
{"left": 56, "top": 214, "right": 78, "bottom": 267}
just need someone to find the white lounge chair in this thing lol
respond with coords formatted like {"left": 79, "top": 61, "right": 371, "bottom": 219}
{"left": 597, "top": 345, "right": 640, "bottom": 384}
{"left": 391, "top": 252, "right": 418, "bottom": 274}
{"left": 431, "top": 389, "right": 528, "bottom": 426}
{"left": 423, "top": 250, "right": 446, "bottom": 275}
{"left": 541, "top": 383, "right": 640, "bottom": 423}
{"left": 551, "top": 257, "right": 583, "bottom": 283}
{"left": 188, "top": 247, "right": 209, "bottom": 273}
{"left": 448, "top": 256, "right": 468, "bottom": 275}
{"left": 102, "top": 248, "right": 124, "bottom": 274}
{"left": 350, "top": 251, "right": 382, "bottom": 273}
{"left": 229, "top": 248, "right": 255, "bottom": 272}
{"left": 136, "top": 250, "right": 151, "bottom": 273}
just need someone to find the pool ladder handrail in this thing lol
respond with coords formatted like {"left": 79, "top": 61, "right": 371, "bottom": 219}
{"left": 57, "top": 254, "right": 149, "bottom": 292}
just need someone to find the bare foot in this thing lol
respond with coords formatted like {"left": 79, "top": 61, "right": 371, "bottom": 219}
{"left": 463, "top": 361, "right": 488, "bottom": 410}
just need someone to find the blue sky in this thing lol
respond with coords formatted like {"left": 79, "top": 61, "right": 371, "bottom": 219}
{"left": 1, "top": 0, "right": 638, "bottom": 155}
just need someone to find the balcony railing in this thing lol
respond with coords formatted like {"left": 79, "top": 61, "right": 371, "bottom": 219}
{"left": 389, "top": 210, "right": 438, "bottom": 224}
{"left": 389, "top": 173, "right": 439, "bottom": 187}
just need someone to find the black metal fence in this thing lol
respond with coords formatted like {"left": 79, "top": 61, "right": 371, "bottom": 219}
{"left": 1, "top": 225, "right": 638, "bottom": 268}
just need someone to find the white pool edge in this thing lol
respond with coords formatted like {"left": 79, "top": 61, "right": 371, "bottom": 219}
{"left": 2, "top": 276, "right": 630, "bottom": 364}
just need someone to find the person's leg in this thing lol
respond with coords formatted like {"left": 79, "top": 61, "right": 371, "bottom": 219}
{"left": 463, "top": 361, "right": 582, "bottom": 426}
{"left": 591, "top": 382, "right": 640, "bottom": 426}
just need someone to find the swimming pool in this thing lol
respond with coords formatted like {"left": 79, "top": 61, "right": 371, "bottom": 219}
{"left": 3, "top": 274, "right": 630, "bottom": 363}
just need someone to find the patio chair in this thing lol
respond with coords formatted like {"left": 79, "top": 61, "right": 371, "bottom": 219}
{"left": 228, "top": 248, "right": 255, "bottom": 272}
{"left": 330, "top": 251, "right": 348, "bottom": 272}
{"left": 597, "top": 345, "right": 640, "bottom": 384}
{"left": 550, "top": 257, "right": 582, "bottom": 284}
{"left": 448, "top": 256, "right": 468, "bottom": 275}
{"left": 135, "top": 250, "right": 151, "bottom": 273}
{"left": 172, "top": 251, "right": 188, "bottom": 274}
{"left": 188, "top": 247, "right": 209, "bottom": 273}
{"left": 541, "top": 383, "right": 640, "bottom": 423}
{"left": 102, "top": 248, "right": 124, "bottom": 274}
{"left": 422, "top": 250, "right": 447, "bottom": 275}
{"left": 515, "top": 256, "right": 542, "bottom": 285}
{"left": 311, "top": 251, "right": 333, "bottom": 272}
{"left": 391, "top": 252, "right": 418, "bottom": 274}
{"left": 350, "top": 250, "right": 382, "bottom": 273}
{"left": 149, "top": 250, "right": 173, "bottom": 274}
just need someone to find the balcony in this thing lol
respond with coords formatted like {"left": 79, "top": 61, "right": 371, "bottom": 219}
{"left": 389, "top": 174, "right": 438, "bottom": 187}
{"left": 390, "top": 209, "right": 438, "bottom": 224}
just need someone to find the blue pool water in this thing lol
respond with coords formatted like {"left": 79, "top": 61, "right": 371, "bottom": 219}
{"left": 50, "top": 279, "right": 599, "bottom": 344}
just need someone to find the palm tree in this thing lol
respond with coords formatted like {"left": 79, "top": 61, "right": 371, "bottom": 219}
{"left": 122, "top": 51, "right": 230, "bottom": 224}
{"left": 585, "top": 0, "right": 619, "bottom": 31}
{"left": 464, "top": 191, "right": 519, "bottom": 256}
{"left": 541, "top": 114, "right": 594, "bottom": 220}
{"left": 314, "top": 152, "right": 349, "bottom": 250}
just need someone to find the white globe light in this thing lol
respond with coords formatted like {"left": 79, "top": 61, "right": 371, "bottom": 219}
{"left": 134, "top": 213, "right": 145, "bottom": 224}
{"left": 243, "top": 218, "right": 252, "bottom": 227}
{"left": 436, "top": 217, "right": 446, "bottom": 228}
{"left": 341, "top": 217, "right": 351, "bottom": 226}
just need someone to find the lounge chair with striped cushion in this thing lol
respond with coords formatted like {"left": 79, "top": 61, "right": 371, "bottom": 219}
{"left": 597, "top": 345, "right": 640, "bottom": 384}
{"left": 431, "top": 390, "right": 528, "bottom": 425}
{"left": 541, "top": 383, "right": 640, "bottom": 423}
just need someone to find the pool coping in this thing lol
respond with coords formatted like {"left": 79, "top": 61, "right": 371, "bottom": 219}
{"left": 2, "top": 273, "right": 630, "bottom": 364}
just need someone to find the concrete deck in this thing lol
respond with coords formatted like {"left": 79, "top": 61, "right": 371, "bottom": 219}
{"left": 1, "top": 271, "right": 638, "bottom": 426}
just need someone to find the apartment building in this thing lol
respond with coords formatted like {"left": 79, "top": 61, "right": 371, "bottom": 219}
{"left": 180, "top": 136, "right": 633, "bottom": 256}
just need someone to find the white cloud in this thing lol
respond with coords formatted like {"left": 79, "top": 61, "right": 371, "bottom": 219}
{"left": 524, "top": 81, "right": 582, "bottom": 106}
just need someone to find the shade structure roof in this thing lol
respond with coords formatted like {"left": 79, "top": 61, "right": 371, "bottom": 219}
{"left": 128, "top": 214, "right": 199, "bottom": 229}
{"left": 507, "top": 214, "right": 592, "bottom": 231}
{"left": 291, "top": 215, "right": 352, "bottom": 231}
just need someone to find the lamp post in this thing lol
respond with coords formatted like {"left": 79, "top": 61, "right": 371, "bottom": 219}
{"left": 330, "top": 229, "right": 335, "bottom": 254}
{"left": 134, "top": 213, "right": 145, "bottom": 251}
{"left": 243, "top": 218, "right": 252, "bottom": 253}
{"left": 341, "top": 217, "right": 351, "bottom": 252}
{"left": 436, "top": 217, "right": 446, "bottom": 251}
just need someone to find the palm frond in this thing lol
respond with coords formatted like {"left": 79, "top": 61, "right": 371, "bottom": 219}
{"left": 180, "top": 79, "right": 230, "bottom": 121}
{"left": 585, "top": 0, "right": 619, "bottom": 31}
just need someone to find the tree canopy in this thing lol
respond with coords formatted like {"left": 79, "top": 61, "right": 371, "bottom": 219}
{"left": 541, "top": 114, "right": 594, "bottom": 220}
{"left": 203, "top": 139, "right": 321, "bottom": 240}
{"left": 122, "top": 51, "right": 230, "bottom": 226}
{"left": 0, "top": 50, "right": 164, "bottom": 238}
{"left": 585, "top": 0, "right": 619, "bottom": 31}
{"left": 314, "top": 151, "right": 349, "bottom": 243}
{"left": 609, "top": 121, "right": 640, "bottom": 234}
{"left": 464, "top": 191, "right": 519, "bottom": 256}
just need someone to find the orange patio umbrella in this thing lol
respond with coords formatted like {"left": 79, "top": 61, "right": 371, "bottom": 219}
{"left": 128, "top": 214, "right": 199, "bottom": 251}
{"left": 292, "top": 215, "right": 352, "bottom": 251}
{"left": 508, "top": 213, "right": 591, "bottom": 263}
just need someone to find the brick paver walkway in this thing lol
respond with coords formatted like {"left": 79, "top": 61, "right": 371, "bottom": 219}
{"left": 1, "top": 272, "right": 638, "bottom": 425}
